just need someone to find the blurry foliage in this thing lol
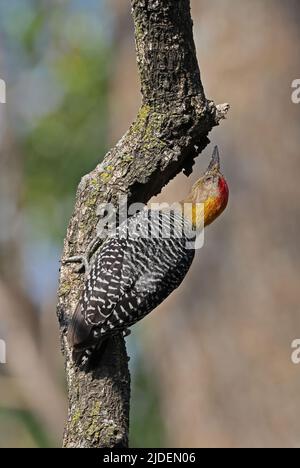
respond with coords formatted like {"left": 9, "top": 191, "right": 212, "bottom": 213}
{"left": 130, "top": 353, "right": 166, "bottom": 448}
{"left": 0, "top": 408, "right": 52, "bottom": 448}
{"left": 23, "top": 45, "right": 110, "bottom": 238}
{"left": 1, "top": 0, "right": 111, "bottom": 239}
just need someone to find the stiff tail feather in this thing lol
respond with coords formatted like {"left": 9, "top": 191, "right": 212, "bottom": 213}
{"left": 67, "top": 301, "right": 108, "bottom": 370}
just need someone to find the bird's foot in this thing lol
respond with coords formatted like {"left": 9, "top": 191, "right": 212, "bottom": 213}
{"left": 63, "top": 255, "right": 91, "bottom": 276}
{"left": 62, "top": 236, "right": 102, "bottom": 278}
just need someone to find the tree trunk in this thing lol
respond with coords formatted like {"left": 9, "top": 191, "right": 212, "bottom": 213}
{"left": 57, "top": 0, "right": 229, "bottom": 448}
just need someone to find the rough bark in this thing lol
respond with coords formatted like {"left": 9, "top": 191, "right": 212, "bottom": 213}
{"left": 57, "top": 0, "right": 229, "bottom": 448}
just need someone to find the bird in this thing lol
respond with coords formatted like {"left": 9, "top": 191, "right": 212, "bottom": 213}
{"left": 66, "top": 146, "right": 229, "bottom": 368}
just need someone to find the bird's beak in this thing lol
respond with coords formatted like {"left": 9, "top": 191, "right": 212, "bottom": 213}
{"left": 206, "top": 146, "right": 220, "bottom": 174}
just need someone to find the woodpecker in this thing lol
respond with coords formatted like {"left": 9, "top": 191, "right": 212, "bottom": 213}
{"left": 66, "top": 146, "right": 229, "bottom": 368}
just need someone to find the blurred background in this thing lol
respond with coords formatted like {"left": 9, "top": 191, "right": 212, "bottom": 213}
{"left": 0, "top": 0, "right": 300, "bottom": 448}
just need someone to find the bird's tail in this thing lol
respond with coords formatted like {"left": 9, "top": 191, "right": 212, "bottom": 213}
{"left": 71, "top": 338, "right": 109, "bottom": 371}
{"left": 67, "top": 301, "right": 109, "bottom": 370}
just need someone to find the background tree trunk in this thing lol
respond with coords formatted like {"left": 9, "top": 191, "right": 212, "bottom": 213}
{"left": 58, "top": 0, "right": 228, "bottom": 448}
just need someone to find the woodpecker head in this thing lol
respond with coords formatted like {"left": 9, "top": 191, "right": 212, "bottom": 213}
{"left": 182, "top": 146, "right": 229, "bottom": 228}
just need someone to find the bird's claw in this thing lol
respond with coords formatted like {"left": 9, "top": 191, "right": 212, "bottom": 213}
{"left": 62, "top": 236, "right": 101, "bottom": 277}
{"left": 63, "top": 255, "right": 90, "bottom": 275}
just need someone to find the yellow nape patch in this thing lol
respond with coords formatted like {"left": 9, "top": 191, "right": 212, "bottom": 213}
{"left": 179, "top": 202, "right": 204, "bottom": 230}
{"left": 181, "top": 197, "right": 224, "bottom": 229}
{"left": 191, "top": 203, "right": 204, "bottom": 229}
{"left": 204, "top": 196, "right": 224, "bottom": 226}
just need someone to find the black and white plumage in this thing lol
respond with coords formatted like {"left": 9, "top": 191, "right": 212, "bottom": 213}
{"left": 67, "top": 146, "right": 229, "bottom": 368}
{"left": 68, "top": 208, "right": 196, "bottom": 367}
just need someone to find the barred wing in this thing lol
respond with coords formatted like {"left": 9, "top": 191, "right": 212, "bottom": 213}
{"left": 68, "top": 209, "right": 195, "bottom": 353}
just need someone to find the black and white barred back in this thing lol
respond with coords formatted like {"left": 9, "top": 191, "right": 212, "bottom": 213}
{"left": 68, "top": 208, "right": 196, "bottom": 367}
